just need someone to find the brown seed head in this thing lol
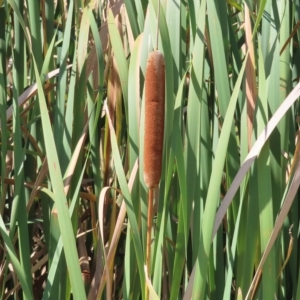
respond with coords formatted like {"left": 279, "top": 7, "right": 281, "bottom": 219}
{"left": 143, "top": 50, "right": 165, "bottom": 189}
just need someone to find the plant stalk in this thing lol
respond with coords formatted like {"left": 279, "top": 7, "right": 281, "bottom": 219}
{"left": 146, "top": 188, "right": 154, "bottom": 299}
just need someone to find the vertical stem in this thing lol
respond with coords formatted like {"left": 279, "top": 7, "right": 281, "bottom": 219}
{"left": 146, "top": 188, "right": 154, "bottom": 297}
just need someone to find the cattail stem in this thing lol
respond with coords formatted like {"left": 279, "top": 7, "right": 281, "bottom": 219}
{"left": 146, "top": 188, "right": 154, "bottom": 300}
{"left": 146, "top": 188, "right": 154, "bottom": 277}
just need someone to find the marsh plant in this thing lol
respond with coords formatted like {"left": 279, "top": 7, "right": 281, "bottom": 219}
{"left": 1, "top": 0, "right": 300, "bottom": 299}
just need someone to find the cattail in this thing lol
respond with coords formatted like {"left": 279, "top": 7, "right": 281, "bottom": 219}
{"left": 143, "top": 50, "right": 165, "bottom": 189}
{"left": 143, "top": 50, "right": 165, "bottom": 291}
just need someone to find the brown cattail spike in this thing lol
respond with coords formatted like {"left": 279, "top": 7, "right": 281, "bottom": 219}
{"left": 144, "top": 50, "right": 165, "bottom": 189}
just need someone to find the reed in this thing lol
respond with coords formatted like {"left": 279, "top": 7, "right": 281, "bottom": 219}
{"left": 143, "top": 50, "right": 165, "bottom": 290}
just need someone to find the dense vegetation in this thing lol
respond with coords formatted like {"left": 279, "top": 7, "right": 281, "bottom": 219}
{"left": 1, "top": 0, "right": 300, "bottom": 299}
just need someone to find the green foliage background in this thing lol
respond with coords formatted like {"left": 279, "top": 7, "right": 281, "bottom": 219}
{"left": 1, "top": 0, "right": 300, "bottom": 299}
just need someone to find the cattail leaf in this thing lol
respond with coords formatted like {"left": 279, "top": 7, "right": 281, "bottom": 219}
{"left": 0, "top": 216, "right": 33, "bottom": 299}
{"left": 107, "top": 8, "right": 129, "bottom": 116}
{"left": 191, "top": 52, "right": 249, "bottom": 299}
{"left": 254, "top": 39, "right": 275, "bottom": 298}
{"left": 128, "top": 34, "right": 143, "bottom": 170}
{"left": 213, "top": 80, "right": 300, "bottom": 237}
{"left": 42, "top": 163, "right": 87, "bottom": 299}
{"left": 105, "top": 104, "right": 146, "bottom": 298}
{"left": 170, "top": 0, "right": 206, "bottom": 297}
{"left": 7, "top": 1, "right": 87, "bottom": 298}
{"left": 54, "top": 0, "right": 74, "bottom": 173}
{"left": 77, "top": 7, "right": 90, "bottom": 74}
{"left": 124, "top": 0, "right": 140, "bottom": 38}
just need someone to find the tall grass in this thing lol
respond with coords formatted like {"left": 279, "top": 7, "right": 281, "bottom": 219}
{"left": 1, "top": 0, "right": 300, "bottom": 299}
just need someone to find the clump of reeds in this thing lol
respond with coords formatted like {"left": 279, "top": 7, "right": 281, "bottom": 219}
{"left": 143, "top": 49, "right": 165, "bottom": 287}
